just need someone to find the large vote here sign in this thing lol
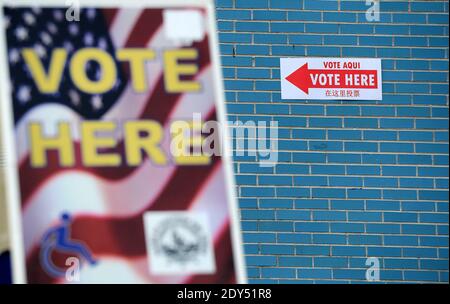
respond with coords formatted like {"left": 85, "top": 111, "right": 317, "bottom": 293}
{"left": 281, "top": 58, "right": 383, "bottom": 100}
{"left": 0, "top": 0, "right": 245, "bottom": 284}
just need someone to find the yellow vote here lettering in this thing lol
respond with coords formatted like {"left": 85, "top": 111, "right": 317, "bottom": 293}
{"left": 22, "top": 48, "right": 200, "bottom": 95}
{"left": 28, "top": 120, "right": 211, "bottom": 168}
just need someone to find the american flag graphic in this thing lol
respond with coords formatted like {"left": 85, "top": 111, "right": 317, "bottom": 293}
{"left": 4, "top": 6, "right": 239, "bottom": 284}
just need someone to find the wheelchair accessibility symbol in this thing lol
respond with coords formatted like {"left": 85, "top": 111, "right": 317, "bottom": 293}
{"left": 40, "top": 213, "right": 97, "bottom": 279}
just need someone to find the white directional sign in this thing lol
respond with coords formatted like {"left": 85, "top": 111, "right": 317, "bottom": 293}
{"left": 281, "top": 58, "right": 383, "bottom": 100}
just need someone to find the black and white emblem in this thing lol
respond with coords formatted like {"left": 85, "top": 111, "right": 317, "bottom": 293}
{"left": 143, "top": 212, "right": 216, "bottom": 275}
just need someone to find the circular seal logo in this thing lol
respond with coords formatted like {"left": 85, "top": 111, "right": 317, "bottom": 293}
{"left": 151, "top": 216, "right": 208, "bottom": 264}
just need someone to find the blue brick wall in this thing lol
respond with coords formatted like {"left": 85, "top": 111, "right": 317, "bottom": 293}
{"left": 216, "top": 0, "right": 449, "bottom": 283}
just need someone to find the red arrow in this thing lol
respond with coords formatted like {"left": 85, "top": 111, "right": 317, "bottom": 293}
{"left": 286, "top": 63, "right": 378, "bottom": 94}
